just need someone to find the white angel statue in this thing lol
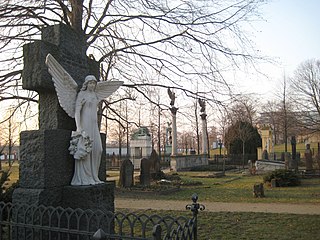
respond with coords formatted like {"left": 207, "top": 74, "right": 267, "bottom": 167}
{"left": 45, "top": 54, "right": 123, "bottom": 186}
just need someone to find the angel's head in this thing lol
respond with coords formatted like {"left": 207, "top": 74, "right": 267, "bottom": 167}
{"left": 81, "top": 75, "right": 97, "bottom": 91}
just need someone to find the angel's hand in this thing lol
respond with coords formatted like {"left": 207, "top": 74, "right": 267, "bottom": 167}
{"left": 76, "top": 127, "right": 83, "bottom": 133}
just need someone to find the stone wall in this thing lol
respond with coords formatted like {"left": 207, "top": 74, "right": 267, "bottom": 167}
{"left": 170, "top": 154, "right": 208, "bottom": 171}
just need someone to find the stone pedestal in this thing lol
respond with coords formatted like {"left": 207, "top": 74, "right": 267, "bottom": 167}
{"left": 170, "top": 107, "right": 178, "bottom": 156}
{"left": 13, "top": 129, "right": 107, "bottom": 207}
{"left": 62, "top": 182, "right": 115, "bottom": 212}
{"left": 200, "top": 113, "right": 207, "bottom": 155}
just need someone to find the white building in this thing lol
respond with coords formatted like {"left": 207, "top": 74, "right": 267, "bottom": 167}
{"left": 130, "top": 127, "right": 152, "bottom": 169}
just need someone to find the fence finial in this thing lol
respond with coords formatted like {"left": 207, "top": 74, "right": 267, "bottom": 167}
{"left": 93, "top": 228, "right": 107, "bottom": 240}
{"left": 186, "top": 193, "right": 205, "bottom": 216}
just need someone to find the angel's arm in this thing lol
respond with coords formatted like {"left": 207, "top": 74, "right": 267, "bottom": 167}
{"left": 74, "top": 92, "right": 85, "bottom": 132}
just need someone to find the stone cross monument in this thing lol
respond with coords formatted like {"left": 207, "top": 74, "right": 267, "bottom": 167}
{"left": 199, "top": 99, "right": 208, "bottom": 155}
{"left": 167, "top": 88, "right": 178, "bottom": 156}
{"left": 12, "top": 24, "right": 114, "bottom": 212}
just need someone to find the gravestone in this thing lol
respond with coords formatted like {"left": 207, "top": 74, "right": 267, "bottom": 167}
{"left": 119, "top": 159, "right": 134, "bottom": 188}
{"left": 262, "top": 149, "right": 269, "bottom": 160}
{"left": 270, "top": 179, "right": 277, "bottom": 188}
{"left": 289, "top": 136, "right": 298, "bottom": 171}
{"left": 12, "top": 24, "right": 114, "bottom": 212}
{"left": 253, "top": 183, "right": 265, "bottom": 198}
{"left": 149, "top": 149, "right": 161, "bottom": 180}
{"left": 316, "top": 143, "right": 320, "bottom": 170}
{"left": 305, "top": 144, "right": 313, "bottom": 173}
{"left": 140, "top": 158, "right": 151, "bottom": 186}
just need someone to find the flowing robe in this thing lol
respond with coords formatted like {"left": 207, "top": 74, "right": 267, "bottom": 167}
{"left": 71, "top": 90, "right": 103, "bottom": 185}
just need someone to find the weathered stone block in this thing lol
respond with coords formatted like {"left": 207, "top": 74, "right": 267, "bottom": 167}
{"left": 22, "top": 41, "right": 58, "bottom": 92}
{"left": 12, "top": 188, "right": 62, "bottom": 206}
{"left": 62, "top": 181, "right": 115, "bottom": 212}
{"left": 19, "top": 129, "right": 74, "bottom": 188}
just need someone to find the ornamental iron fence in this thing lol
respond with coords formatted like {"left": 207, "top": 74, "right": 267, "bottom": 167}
{"left": 0, "top": 194, "right": 204, "bottom": 240}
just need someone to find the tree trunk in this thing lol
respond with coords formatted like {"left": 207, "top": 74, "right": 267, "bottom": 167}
{"left": 69, "top": 0, "right": 84, "bottom": 33}
{"left": 242, "top": 141, "right": 245, "bottom": 169}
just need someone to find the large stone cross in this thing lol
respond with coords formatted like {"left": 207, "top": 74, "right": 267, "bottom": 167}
{"left": 13, "top": 24, "right": 112, "bottom": 209}
{"left": 22, "top": 23, "right": 99, "bottom": 130}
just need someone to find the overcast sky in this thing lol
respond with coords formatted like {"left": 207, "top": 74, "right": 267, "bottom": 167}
{"left": 237, "top": 0, "right": 320, "bottom": 99}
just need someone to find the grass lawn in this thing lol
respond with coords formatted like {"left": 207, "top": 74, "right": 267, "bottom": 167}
{"left": 1, "top": 162, "right": 19, "bottom": 189}
{"left": 2, "top": 164, "right": 320, "bottom": 239}
{"left": 149, "top": 171, "right": 320, "bottom": 204}
{"left": 113, "top": 169, "right": 320, "bottom": 204}
{"left": 127, "top": 209, "right": 320, "bottom": 240}
{"left": 2, "top": 165, "right": 320, "bottom": 204}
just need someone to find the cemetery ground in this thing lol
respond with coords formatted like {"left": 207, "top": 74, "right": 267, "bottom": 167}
{"left": 2, "top": 163, "right": 320, "bottom": 239}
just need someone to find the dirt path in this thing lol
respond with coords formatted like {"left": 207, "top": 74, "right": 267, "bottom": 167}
{"left": 115, "top": 198, "right": 320, "bottom": 215}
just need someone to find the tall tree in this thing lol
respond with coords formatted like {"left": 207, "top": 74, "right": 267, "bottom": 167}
{"left": 224, "top": 120, "right": 261, "bottom": 157}
{"left": 0, "top": 0, "right": 266, "bottom": 128}
{"left": 290, "top": 59, "right": 320, "bottom": 133}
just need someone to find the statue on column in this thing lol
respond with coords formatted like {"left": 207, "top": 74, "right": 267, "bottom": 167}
{"left": 198, "top": 98, "right": 208, "bottom": 155}
{"left": 167, "top": 88, "right": 176, "bottom": 107}
{"left": 198, "top": 98, "right": 206, "bottom": 113}
{"left": 167, "top": 88, "right": 178, "bottom": 156}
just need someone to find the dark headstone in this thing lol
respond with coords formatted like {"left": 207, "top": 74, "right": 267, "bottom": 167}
{"left": 271, "top": 179, "right": 277, "bottom": 188}
{"left": 316, "top": 143, "right": 320, "bottom": 170}
{"left": 262, "top": 149, "right": 269, "bottom": 160}
{"left": 305, "top": 144, "right": 313, "bottom": 173}
{"left": 140, "top": 158, "right": 150, "bottom": 186}
{"left": 119, "top": 159, "right": 134, "bottom": 188}
{"left": 288, "top": 136, "right": 298, "bottom": 171}
{"left": 253, "top": 183, "right": 265, "bottom": 198}
{"left": 149, "top": 149, "right": 161, "bottom": 180}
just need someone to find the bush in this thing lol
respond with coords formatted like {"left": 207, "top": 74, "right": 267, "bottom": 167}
{"left": 263, "top": 169, "right": 301, "bottom": 187}
{"left": 0, "top": 170, "right": 19, "bottom": 202}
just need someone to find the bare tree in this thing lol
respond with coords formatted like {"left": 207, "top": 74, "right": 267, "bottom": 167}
{"left": 228, "top": 95, "right": 258, "bottom": 126}
{"left": 0, "top": 108, "right": 21, "bottom": 167}
{"left": 237, "top": 121, "right": 254, "bottom": 168}
{"left": 290, "top": 59, "right": 320, "bottom": 133}
{"left": 0, "top": 0, "right": 266, "bottom": 129}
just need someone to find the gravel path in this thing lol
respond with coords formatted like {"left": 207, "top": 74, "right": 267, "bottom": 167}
{"left": 115, "top": 198, "right": 320, "bottom": 215}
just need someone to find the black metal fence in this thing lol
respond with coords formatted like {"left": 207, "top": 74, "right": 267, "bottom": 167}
{"left": 0, "top": 194, "right": 204, "bottom": 240}
{"left": 212, "top": 154, "right": 257, "bottom": 169}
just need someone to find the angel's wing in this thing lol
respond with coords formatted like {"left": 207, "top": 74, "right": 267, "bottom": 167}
{"left": 95, "top": 81, "right": 123, "bottom": 101}
{"left": 45, "top": 54, "right": 78, "bottom": 118}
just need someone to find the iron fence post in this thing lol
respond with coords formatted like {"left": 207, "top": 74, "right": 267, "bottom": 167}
{"left": 152, "top": 224, "right": 162, "bottom": 240}
{"left": 186, "top": 193, "right": 205, "bottom": 240}
{"left": 92, "top": 228, "right": 107, "bottom": 240}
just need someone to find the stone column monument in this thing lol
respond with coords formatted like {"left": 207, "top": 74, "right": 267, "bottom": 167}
{"left": 167, "top": 88, "right": 178, "bottom": 156}
{"left": 199, "top": 99, "right": 208, "bottom": 155}
{"left": 12, "top": 24, "right": 114, "bottom": 212}
{"left": 289, "top": 136, "right": 298, "bottom": 171}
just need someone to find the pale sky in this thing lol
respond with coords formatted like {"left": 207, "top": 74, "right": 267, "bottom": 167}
{"left": 238, "top": 0, "right": 320, "bottom": 100}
